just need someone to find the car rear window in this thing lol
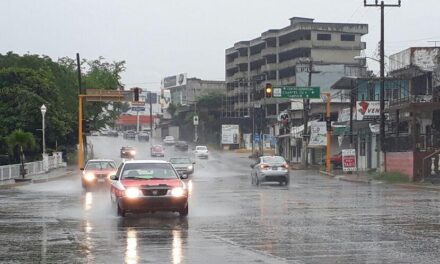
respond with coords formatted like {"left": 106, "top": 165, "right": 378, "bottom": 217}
{"left": 262, "top": 156, "right": 285, "bottom": 164}
{"left": 122, "top": 163, "right": 178, "bottom": 179}
{"left": 170, "top": 158, "right": 191, "bottom": 164}
{"left": 196, "top": 146, "right": 207, "bottom": 150}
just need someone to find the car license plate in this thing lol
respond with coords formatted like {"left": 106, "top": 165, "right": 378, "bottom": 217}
{"left": 98, "top": 178, "right": 105, "bottom": 182}
{"left": 272, "top": 166, "right": 278, "bottom": 170}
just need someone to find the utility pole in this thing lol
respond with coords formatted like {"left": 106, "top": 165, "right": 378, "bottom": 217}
{"left": 325, "top": 93, "right": 332, "bottom": 174}
{"left": 251, "top": 80, "right": 255, "bottom": 156}
{"left": 194, "top": 87, "right": 198, "bottom": 143}
{"left": 149, "top": 92, "right": 153, "bottom": 146}
{"left": 349, "top": 79, "right": 354, "bottom": 146}
{"left": 301, "top": 59, "right": 313, "bottom": 168}
{"left": 364, "top": 0, "right": 401, "bottom": 172}
{"left": 76, "top": 53, "right": 87, "bottom": 164}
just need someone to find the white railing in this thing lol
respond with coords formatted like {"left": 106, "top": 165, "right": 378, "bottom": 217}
{"left": 0, "top": 152, "right": 66, "bottom": 181}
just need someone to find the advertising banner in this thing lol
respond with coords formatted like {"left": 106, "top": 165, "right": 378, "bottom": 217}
{"left": 221, "top": 125, "right": 239, "bottom": 144}
{"left": 308, "top": 121, "right": 327, "bottom": 147}
{"left": 356, "top": 101, "right": 380, "bottom": 121}
{"left": 162, "top": 73, "right": 187, "bottom": 89}
{"left": 342, "top": 149, "right": 357, "bottom": 172}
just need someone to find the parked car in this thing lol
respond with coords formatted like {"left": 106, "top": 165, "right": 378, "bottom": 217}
{"left": 174, "top": 141, "right": 189, "bottom": 151}
{"left": 123, "top": 130, "right": 136, "bottom": 139}
{"left": 138, "top": 131, "right": 150, "bottom": 142}
{"left": 163, "top": 136, "right": 175, "bottom": 145}
{"left": 90, "top": 131, "right": 100, "bottom": 136}
{"left": 120, "top": 146, "right": 136, "bottom": 160}
{"left": 194, "top": 145, "right": 209, "bottom": 159}
{"left": 109, "top": 160, "right": 189, "bottom": 217}
{"left": 169, "top": 157, "right": 195, "bottom": 178}
{"left": 250, "top": 156, "right": 289, "bottom": 186}
{"left": 321, "top": 152, "right": 343, "bottom": 169}
{"left": 107, "top": 130, "right": 119, "bottom": 137}
{"left": 80, "top": 159, "right": 117, "bottom": 190}
{"left": 151, "top": 145, "right": 165, "bottom": 157}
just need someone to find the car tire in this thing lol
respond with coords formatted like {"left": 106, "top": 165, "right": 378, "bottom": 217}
{"left": 179, "top": 205, "right": 189, "bottom": 217}
{"left": 117, "top": 203, "right": 126, "bottom": 217}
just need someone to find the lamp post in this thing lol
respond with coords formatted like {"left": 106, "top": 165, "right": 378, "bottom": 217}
{"left": 40, "top": 104, "right": 47, "bottom": 154}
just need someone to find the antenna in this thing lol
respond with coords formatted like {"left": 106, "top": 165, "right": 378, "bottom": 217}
{"left": 428, "top": 41, "right": 440, "bottom": 47}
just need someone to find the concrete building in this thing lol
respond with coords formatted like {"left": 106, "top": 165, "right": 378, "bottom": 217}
{"left": 224, "top": 17, "right": 368, "bottom": 120}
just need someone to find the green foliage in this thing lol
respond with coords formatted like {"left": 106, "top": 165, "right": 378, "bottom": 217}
{"left": 167, "top": 103, "right": 177, "bottom": 117}
{"left": 374, "top": 171, "right": 410, "bottom": 183}
{"left": 5, "top": 129, "right": 36, "bottom": 163}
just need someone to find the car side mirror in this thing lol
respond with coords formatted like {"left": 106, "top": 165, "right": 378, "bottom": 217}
{"left": 179, "top": 173, "right": 188, "bottom": 179}
{"left": 80, "top": 168, "right": 84, "bottom": 171}
{"left": 109, "top": 174, "right": 118, "bottom": 181}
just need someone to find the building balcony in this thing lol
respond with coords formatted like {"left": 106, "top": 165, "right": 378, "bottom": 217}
{"left": 261, "top": 47, "right": 277, "bottom": 57}
{"left": 233, "top": 71, "right": 249, "bottom": 80}
{"left": 279, "top": 76, "right": 296, "bottom": 85}
{"left": 279, "top": 40, "right": 312, "bottom": 53}
{"left": 235, "top": 56, "right": 249, "bottom": 65}
{"left": 226, "top": 62, "right": 238, "bottom": 70}
{"left": 261, "top": 63, "right": 278, "bottom": 72}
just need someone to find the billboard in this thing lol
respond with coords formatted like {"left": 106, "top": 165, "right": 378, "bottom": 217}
{"left": 308, "top": 121, "right": 327, "bottom": 147}
{"left": 221, "top": 125, "right": 239, "bottom": 144}
{"left": 356, "top": 101, "right": 380, "bottom": 121}
{"left": 161, "top": 89, "right": 171, "bottom": 110}
{"left": 162, "top": 73, "right": 187, "bottom": 89}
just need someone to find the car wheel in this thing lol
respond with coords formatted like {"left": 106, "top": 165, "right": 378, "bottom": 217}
{"left": 117, "top": 203, "right": 126, "bottom": 217}
{"left": 179, "top": 205, "right": 189, "bottom": 217}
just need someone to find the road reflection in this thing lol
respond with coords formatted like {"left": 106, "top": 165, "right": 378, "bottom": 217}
{"left": 125, "top": 228, "right": 138, "bottom": 264}
{"left": 172, "top": 229, "right": 182, "bottom": 264}
{"left": 84, "top": 192, "right": 93, "bottom": 211}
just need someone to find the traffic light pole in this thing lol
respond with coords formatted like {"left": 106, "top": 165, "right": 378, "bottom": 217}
{"left": 301, "top": 60, "right": 313, "bottom": 168}
{"left": 325, "top": 93, "right": 332, "bottom": 174}
{"left": 78, "top": 95, "right": 84, "bottom": 169}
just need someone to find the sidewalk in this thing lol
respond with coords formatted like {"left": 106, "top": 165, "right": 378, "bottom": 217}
{"left": 0, "top": 165, "right": 77, "bottom": 188}
{"left": 319, "top": 169, "right": 440, "bottom": 191}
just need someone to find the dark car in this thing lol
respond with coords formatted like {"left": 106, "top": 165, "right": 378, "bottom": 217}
{"left": 174, "top": 141, "right": 189, "bottom": 151}
{"left": 120, "top": 146, "right": 136, "bottom": 160}
{"left": 108, "top": 130, "right": 119, "bottom": 137}
{"left": 110, "top": 160, "right": 189, "bottom": 217}
{"left": 138, "top": 132, "right": 150, "bottom": 142}
{"left": 123, "top": 130, "right": 136, "bottom": 139}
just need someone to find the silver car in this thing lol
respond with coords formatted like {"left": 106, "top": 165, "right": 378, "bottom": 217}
{"left": 250, "top": 156, "right": 290, "bottom": 186}
{"left": 169, "top": 157, "right": 195, "bottom": 179}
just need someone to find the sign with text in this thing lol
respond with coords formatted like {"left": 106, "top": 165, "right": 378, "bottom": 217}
{"left": 342, "top": 149, "right": 357, "bottom": 172}
{"left": 131, "top": 107, "right": 145, "bottom": 112}
{"left": 273, "top": 86, "right": 320, "bottom": 99}
{"left": 356, "top": 101, "right": 380, "bottom": 121}
{"left": 221, "top": 125, "right": 239, "bottom": 145}
{"left": 308, "top": 121, "right": 327, "bottom": 147}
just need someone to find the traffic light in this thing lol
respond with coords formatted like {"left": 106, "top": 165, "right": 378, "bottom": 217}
{"left": 265, "top": 83, "right": 273, "bottom": 98}
{"left": 82, "top": 119, "right": 91, "bottom": 134}
{"left": 133, "top": 87, "right": 141, "bottom": 102}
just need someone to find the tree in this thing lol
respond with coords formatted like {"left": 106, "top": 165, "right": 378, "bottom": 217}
{"left": 5, "top": 129, "right": 36, "bottom": 168}
{"left": 167, "top": 103, "right": 177, "bottom": 117}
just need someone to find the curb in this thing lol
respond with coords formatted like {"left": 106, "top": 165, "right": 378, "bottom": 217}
{"left": 396, "top": 183, "right": 440, "bottom": 192}
{"left": 319, "top": 170, "right": 371, "bottom": 184}
{"left": 0, "top": 170, "right": 77, "bottom": 189}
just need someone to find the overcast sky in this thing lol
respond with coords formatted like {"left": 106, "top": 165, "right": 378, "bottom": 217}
{"left": 1, "top": 0, "right": 439, "bottom": 92}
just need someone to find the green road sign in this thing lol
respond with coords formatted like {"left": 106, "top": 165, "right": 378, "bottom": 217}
{"left": 273, "top": 86, "right": 320, "bottom": 99}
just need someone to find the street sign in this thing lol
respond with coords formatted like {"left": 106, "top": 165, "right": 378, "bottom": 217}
{"left": 85, "top": 89, "right": 124, "bottom": 102}
{"left": 193, "top": 115, "right": 199, "bottom": 125}
{"left": 131, "top": 107, "right": 145, "bottom": 111}
{"left": 342, "top": 149, "right": 357, "bottom": 172}
{"left": 254, "top": 133, "right": 260, "bottom": 143}
{"left": 273, "top": 86, "right": 320, "bottom": 99}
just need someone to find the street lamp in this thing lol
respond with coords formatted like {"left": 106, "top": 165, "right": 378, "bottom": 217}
{"left": 40, "top": 104, "right": 47, "bottom": 154}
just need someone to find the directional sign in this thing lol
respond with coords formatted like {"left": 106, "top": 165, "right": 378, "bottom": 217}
{"left": 273, "top": 86, "right": 320, "bottom": 99}
{"left": 131, "top": 107, "right": 145, "bottom": 112}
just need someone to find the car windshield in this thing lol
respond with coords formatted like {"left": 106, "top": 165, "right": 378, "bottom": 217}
{"left": 86, "top": 161, "right": 116, "bottom": 170}
{"left": 153, "top": 146, "right": 163, "bottom": 150}
{"left": 170, "top": 158, "right": 191, "bottom": 164}
{"left": 122, "top": 163, "right": 178, "bottom": 180}
{"left": 262, "top": 156, "right": 285, "bottom": 164}
{"left": 196, "top": 146, "right": 207, "bottom": 150}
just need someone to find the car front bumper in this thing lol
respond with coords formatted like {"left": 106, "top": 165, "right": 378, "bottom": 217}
{"left": 119, "top": 196, "right": 188, "bottom": 212}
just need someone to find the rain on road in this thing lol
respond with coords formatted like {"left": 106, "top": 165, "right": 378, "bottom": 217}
{"left": 1, "top": 136, "right": 440, "bottom": 263}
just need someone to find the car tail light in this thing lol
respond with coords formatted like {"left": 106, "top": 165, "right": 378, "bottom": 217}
{"left": 282, "top": 163, "right": 289, "bottom": 169}
{"left": 260, "top": 164, "right": 270, "bottom": 170}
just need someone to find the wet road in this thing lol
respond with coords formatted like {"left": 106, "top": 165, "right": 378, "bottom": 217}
{"left": 1, "top": 136, "right": 440, "bottom": 263}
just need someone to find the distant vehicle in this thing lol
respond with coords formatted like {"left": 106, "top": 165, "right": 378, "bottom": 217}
{"left": 169, "top": 157, "right": 195, "bottom": 178}
{"left": 120, "top": 146, "right": 136, "bottom": 159}
{"left": 123, "top": 130, "right": 136, "bottom": 139}
{"left": 138, "top": 131, "right": 150, "bottom": 142}
{"left": 80, "top": 159, "right": 117, "bottom": 190}
{"left": 194, "top": 145, "right": 209, "bottom": 159}
{"left": 90, "top": 131, "right": 100, "bottom": 136}
{"left": 151, "top": 145, "right": 165, "bottom": 157}
{"left": 109, "top": 160, "right": 189, "bottom": 217}
{"left": 107, "top": 130, "right": 119, "bottom": 137}
{"left": 99, "top": 129, "right": 109, "bottom": 136}
{"left": 174, "top": 141, "right": 189, "bottom": 151}
{"left": 163, "top": 136, "right": 175, "bottom": 145}
{"left": 250, "top": 156, "right": 289, "bottom": 186}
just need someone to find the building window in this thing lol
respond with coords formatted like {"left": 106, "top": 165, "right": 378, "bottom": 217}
{"left": 341, "top": 34, "right": 355, "bottom": 41}
{"left": 317, "top": 33, "right": 331, "bottom": 41}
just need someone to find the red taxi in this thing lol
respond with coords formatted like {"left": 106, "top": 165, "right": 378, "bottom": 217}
{"left": 109, "top": 160, "right": 189, "bottom": 217}
{"left": 150, "top": 145, "right": 165, "bottom": 157}
{"left": 81, "top": 159, "right": 117, "bottom": 190}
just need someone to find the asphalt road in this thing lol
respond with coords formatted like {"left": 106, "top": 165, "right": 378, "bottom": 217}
{"left": 1, "top": 136, "right": 440, "bottom": 263}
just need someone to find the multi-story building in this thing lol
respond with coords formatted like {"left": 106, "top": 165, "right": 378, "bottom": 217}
{"left": 224, "top": 17, "right": 368, "bottom": 121}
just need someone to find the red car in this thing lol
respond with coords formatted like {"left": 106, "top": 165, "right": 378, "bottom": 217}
{"left": 150, "top": 145, "right": 165, "bottom": 157}
{"left": 109, "top": 160, "right": 189, "bottom": 217}
{"left": 81, "top": 159, "right": 117, "bottom": 190}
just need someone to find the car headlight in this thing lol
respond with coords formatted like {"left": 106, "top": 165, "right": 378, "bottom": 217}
{"left": 130, "top": 150, "right": 136, "bottom": 155}
{"left": 187, "top": 165, "right": 193, "bottom": 170}
{"left": 170, "top": 187, "right": 185, "bottom": 197}
{"left": 84, "top": 173, "right": 95, "bottom": 181}
{"left": 125, "top": 187, "right": 142, "bottom": 198}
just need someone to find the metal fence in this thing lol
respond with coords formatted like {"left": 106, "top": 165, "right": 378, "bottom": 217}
{"left": 0, "top": 152, "right": 65, "bottom": 181}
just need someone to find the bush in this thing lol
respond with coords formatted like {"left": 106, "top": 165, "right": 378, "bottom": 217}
{"left": 374, "top": 171, "right": 409, "bottom": 183}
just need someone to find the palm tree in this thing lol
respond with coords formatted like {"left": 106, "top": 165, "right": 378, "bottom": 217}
{"left": 6, "top": 129, "right": 36, "bottom": 179}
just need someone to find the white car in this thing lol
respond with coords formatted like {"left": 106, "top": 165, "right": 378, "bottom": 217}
{"left": 194, "top": 146, "right": 209, "bottom": 159}
{"left": 163, "top": 136, "right": 176, "bottom": 145}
